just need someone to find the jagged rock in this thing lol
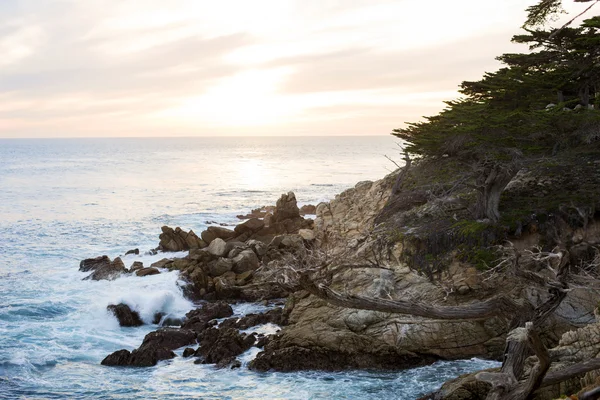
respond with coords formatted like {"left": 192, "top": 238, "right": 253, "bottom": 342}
{"left": 235, "top": 270, "right": 254, "bottom": 285}
{"left": 206, "top": 238, "right": 228, "bottom": 257}
{"left": 80, "top": 256, "right": 127, "bottom": 281}
{"left": 195, "top": 327, "right": 256, "bottom": 365}
{"left": 234, "top": 218, "right": 265, "bottom": 235}
{"left": 226, "top": 242, "right": 249, "bottom": 259}
{"left": 181, "top": 301, "right": 234, "bottom": 333}
{"left": 107, "top": 303, "right": 144, "bottom": 327}
{"left": 159, "top": 226, "right": 206, "bottom": 252}
{"left": 181, "top": 266, "right": 211, "bottom": 300}
{"left": 214, "top": 272, "right": 238, "bottom": 298}
{"left": 125, "top": 248, "right": 139, "bottom": 255}
{"left": 101, "top": 328, "right": 196, "bottom": 367}
{"left": 208, "top": 258, "right": 233, "bottom": 277}
{"left": 232, "top": 249, "right": 260, "bottom": 274}
{"left": 136, "top": 267, "right": 160, "bottom": 277}
{"left": 423, "top": 369, "right": 495, "bottom": 400}
{"left": 272, "top": 192, "right": 301, "bottom": 223}
{"left": 130, "top": 261, "right": 144, "bottom": 272}
{"left": 201, "top": 226, "right": 236, "bottom": 244}
{"left": 150, "top": 258, "right": 173, "bottom": 269}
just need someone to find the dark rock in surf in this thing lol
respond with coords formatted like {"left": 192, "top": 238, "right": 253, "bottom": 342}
{"left": 101, "top": 328, "right": 197, "bottom": 367}
{"left": 80, "top": 256, "right": 127, "bottom": 281}
{"left": 195, "top": 327, "right": 255, "bottom": 365}
{"left": 125, "top": 248, "right": 139, "bottom": 255}
{"left": 181, "top": 301, "right": 233, "bottom": 333}
{"left": 107, "top": 303, "right": 144, "bottom": 327}
{"left": 136, "top": 267, "right": 160, "bottom": 277}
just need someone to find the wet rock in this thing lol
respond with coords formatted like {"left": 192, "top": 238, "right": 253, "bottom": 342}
{"left": 160, "top": 316, "right": 184, "bottom": 327}
{"left": 136, "top": 267, "right": 160, "bottom": 277}
{"left": 102, "top": 328, "right": 196, "bottom": 367}
{"left": 125, "top": 248, "right": 140, "bottom": 255}
{"left": 183, "top": 347, "right": 196, "bottom": 358}
{"left": 80, "top": 256, "right": 127, "bottom": 281}
{"left": 219, "top": 308, "right": 285, "bottom": 331}
{"left": 181, "top": 301, "right": 234, "bottom": 333}
{"left": 201, "top": 226, "right": 236, "bottom": 244}
{"left": 107, "top": 303, "right": 144, "bottom": 327}
{"left": 195, "top": 327, "right": 256, "bottom": 365}
{"left": 249, "top": 344, "right": 436, "bottom": 372}
{"left": 159, "top": 226, "right": 206, "bottom": 252}
{"left": 130, "top": 261, "right": 144, "bottom": 272}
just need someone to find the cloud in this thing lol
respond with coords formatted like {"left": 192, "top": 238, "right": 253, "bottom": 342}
{"left": 0, "top": 0, "right": 590, "bottom": 137}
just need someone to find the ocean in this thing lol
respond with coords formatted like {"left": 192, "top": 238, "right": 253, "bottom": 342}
{"left": 0, "top": 136, "right": 498, "bottom": 399}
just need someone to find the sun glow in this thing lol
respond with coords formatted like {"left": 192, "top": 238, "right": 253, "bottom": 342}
{"left": 158, "top": 68, "right": 298, "bottom": 126}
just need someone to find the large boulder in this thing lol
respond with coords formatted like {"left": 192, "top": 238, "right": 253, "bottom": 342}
{"left": 207, "top": 258, "right": 234, "bottom": 277}
{"left": 200, "top": 226, "right": 236, "bottom": 244}
{"left": 158, "top": 226, "right": 206, "bottom": 252}
{"left": 80, "top": 256, "right": 127, "bottom": 281}
{"left": 234, "top": 218, "right": 265, "bottom": 235}
{"left": 232, "top": 249, "right": 260, "bottom": 274}
{"left": 136, "top": 267, "right": 160, "bottom": 277}
{"left": 206, "top": 238, "right": 229, "bottom": 257}
{"left": 101, "top": 328, "right": 197, "bottom": 367}
{"left": 107, "top": 303, "right": 144, "bottom": 327}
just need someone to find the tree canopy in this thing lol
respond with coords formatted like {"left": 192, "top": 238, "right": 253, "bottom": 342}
{"left": 392, "top": 16, "right": 600, "bottom": 221}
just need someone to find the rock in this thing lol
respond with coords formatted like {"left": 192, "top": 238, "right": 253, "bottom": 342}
{"left": 298, "top": 229, "right": 315, "bottom": 241}
{"left": 182, "top": 347, "right": 195, "bottom": 358}
{"left": 425, "top": 369, "right": 495, "bottom": 400}
{"left": 125, "top": 248, "right": 139, "bottom": 255}
{"left": 160, "top": 316, "right": 184, "bottom": 327}
{"left": 159, "top": 226, "right": 206, "bottom": 252}
{"left": 246, "top": 239, "right": 267, "bottom": 257}
{"left": 195, "top": 327, "right": 256, "bottom": 365}
{"left": 136, "top": 267, "right": 160, "bottom": 277}
{"left": 299, "top": 204, "right": 317, "bottom": 215}
{"left": 107, "top": 303, "right": 144, "bottom": 327}
{"left": 181, "top": 301, "right": 234, "bottom": 333}
{"left": 232, "top": 249, "right": 260, "bottom": 274}
{"left": 201, "top": 226, "right": 236, "bottom": 244}
{"left": 272, "top": 192, "right": 301, "bottom": 223}
{"left": 130, "top": 261, "right": 144, "bottom": 272}
{"left": 206, "top": 238, "right": 228, "bottom": 257}
{"left": 234, "top": 218, "right": 265, "bottom": 235}
{"left": 80, "top": 256, "right": 127, "bottom": 281}
{"left": 208, "top": 258, "right": 234, "bottom": 277}
{"left": 249, "top": 344, "right": 436, "bottom": 372}
{"left": 102, "top": 328, "right": 196, "bottom": 367}
{"left": 150, "top": 258, "right": 173, "bottom": 269}
{"left": 269, "top": 234, "right": 304, "bottom": 250}
{"left": 235, "top": 270, "right": 254, "bottom": 285}
{"left": 219, "top": 308, "right": 285, "bottom": 330}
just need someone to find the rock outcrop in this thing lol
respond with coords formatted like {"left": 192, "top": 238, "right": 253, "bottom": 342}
{"left": 80, "top": 256, "right": 127, "bottom": 281}
{"left": 107, "top": 303, "right": 144, "bottom": 327}
{"left": 158, "top": 226, "right": 206, "bottom": 252}
{"left": 101, "top": 328, "right": 197, "bottom": 367}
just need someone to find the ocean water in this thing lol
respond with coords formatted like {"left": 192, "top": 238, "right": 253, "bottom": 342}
{"left": 0, "top": 136, "right": 498, "bottom": 399}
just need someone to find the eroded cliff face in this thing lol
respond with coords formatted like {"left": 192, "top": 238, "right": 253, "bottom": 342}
{"left": 252, "top": 163, "right": 600, "bottom": 372}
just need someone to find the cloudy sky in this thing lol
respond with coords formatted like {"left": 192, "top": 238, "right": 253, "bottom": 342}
{"left": 0, "top": 0, "right": 593, "bottom": 138}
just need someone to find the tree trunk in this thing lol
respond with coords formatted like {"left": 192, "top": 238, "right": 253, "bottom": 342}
{"left": 476, "top": 163, "right": 521, "bottom": 222}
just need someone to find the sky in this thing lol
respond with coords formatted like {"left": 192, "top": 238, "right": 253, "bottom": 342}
{"left": 0, "top": 0, "right": 596, "bottom": 138}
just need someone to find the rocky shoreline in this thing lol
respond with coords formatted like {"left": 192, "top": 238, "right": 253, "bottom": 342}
{"left": 81, "top": 163, "right": 600, "bottom": 399}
